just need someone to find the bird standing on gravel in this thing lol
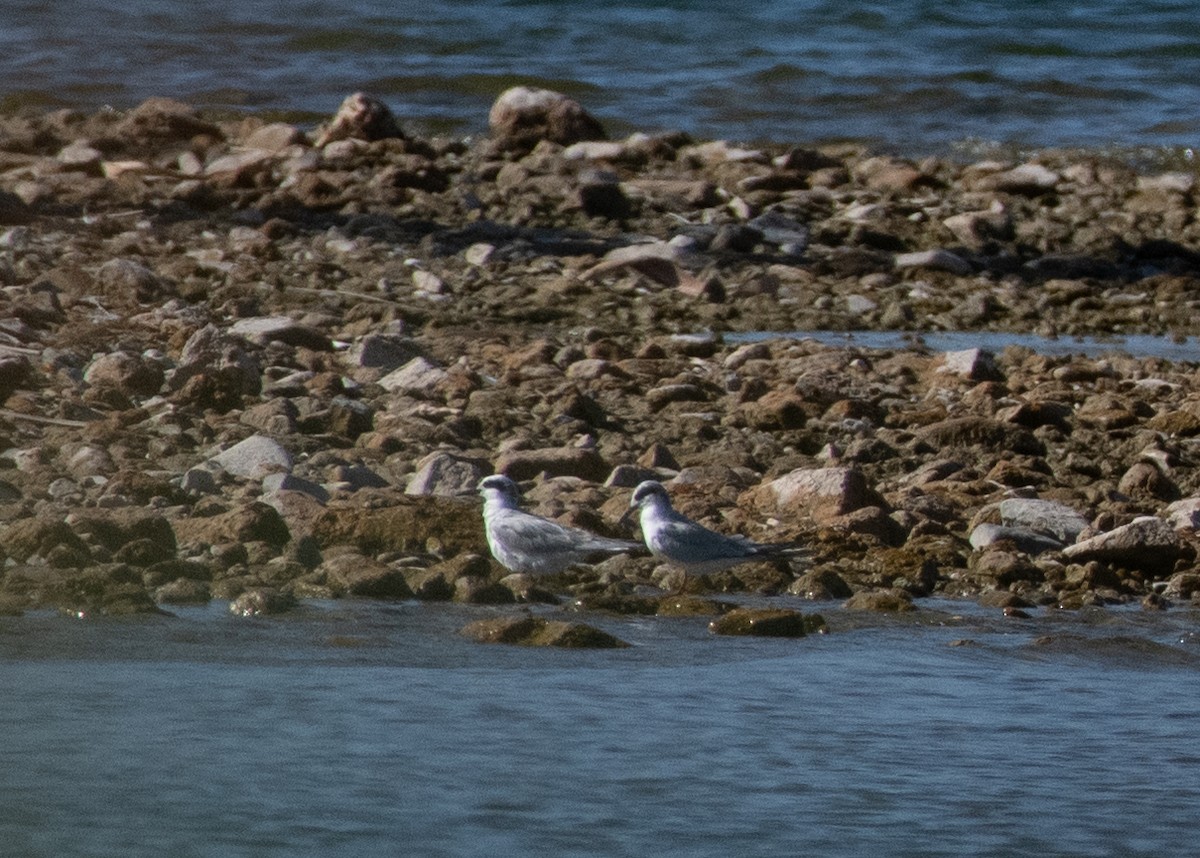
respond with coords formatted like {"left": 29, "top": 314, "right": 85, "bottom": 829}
{"left": 478, "top": 475, "right": 642, "bottom": 575}
{"left": 625, "top": 480, "right": 807, "bottom": 576}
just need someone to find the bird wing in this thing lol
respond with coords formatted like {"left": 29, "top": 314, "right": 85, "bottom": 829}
{"left": 494, "top": 510, "right": 638, "bottom": 558}
{"left": 649, "top": 518, "right": 759, "bottom": 564}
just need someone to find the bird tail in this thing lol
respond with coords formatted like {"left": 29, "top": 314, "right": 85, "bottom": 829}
{"left": 757, "top": 542, "right": 810, "bottom": 563}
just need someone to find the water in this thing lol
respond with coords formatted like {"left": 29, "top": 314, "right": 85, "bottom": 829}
{"left": 728, "top": 329, "right": 1200, "bottom": 361}
{"left": 2, "top": 1, "right": 1200, "bottom": 153}
{"left": 2, "top": 599, "right": 1198, "bottom": 856}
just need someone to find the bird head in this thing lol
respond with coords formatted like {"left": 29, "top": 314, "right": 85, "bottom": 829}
{"left": 620, "top": 480, "right": 670, "bottom": 528}
{"left": 629, "top": 480, "right": 670, "bottom": 510}
{"left": 478, "top": 474, "right": 520, "bottom": 503}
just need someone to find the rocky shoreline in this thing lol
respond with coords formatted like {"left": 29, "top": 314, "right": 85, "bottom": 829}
{"left": 0, "top": 89, "right": 1198, "bottom": 639}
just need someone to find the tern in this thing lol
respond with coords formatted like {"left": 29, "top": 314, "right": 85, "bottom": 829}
{"left": 626, "top": 480, "right": 807, "bottom": 576}
{"left": 478, "top": 475, "right": 642, "bottom": 575}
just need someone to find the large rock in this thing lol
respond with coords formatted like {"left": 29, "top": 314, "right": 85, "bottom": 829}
{"left": 174, "top": 502, "right": 291, "bottom": 548}
{"left": 709, "top": 607, "right": 821, "bottom": 637}
{"left": 321, "top": 553, "right": 414, "bottom": 599}
{"left": 488, "top": 86, "right": 606, "bottom": 149}
{"left": 747, "top": 466, "right": 878, "bottom": 524}
{"left": 969, "top": 523, "right": 1063, "bottom": 555}
{"left": 460, "top": 615, "right": 628, "bottom": 648}
{"left": 309, "top": 497, "right": 483, "bottom": 556}
{"left": 998, "top": 498, "right": 1089, "bottom": 544}
{"left": 314, "top": 92, "right": 405, "bottom": 146}
{"left": 915, "top": 417, "right": 1044, "bottom": 456}
{"left": 495, "top": 447, "right": 609, "bottom": 483}
{"left": 406, "top": 451, "right": 491, "bottom": 496}
{"left": 1061, "top": 516, "right": 1180, "bottom": 573}
{"left": 83, "top": 351, "right": 164, "bottom": 397}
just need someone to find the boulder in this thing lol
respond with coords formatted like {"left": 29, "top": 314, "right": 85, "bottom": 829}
{"left": 460, "top": 615, "right": 628, "bottom": 648}
{"left": 747, "top": 466, "right": 878, "bottom": 524}
{"left": 1061, "top": 517, "right": 1180, "bottom": 573}
{"left": 998, "top": 498, "right": 1089, "bottom": 544}
{"left": 488, "top": 86, "right": 606, "bottom": 149}
{"left": 709, "top": 607, "right": 821, "bottom": 637}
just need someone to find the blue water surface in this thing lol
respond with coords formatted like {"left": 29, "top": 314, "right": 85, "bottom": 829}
{"left": 1, "top": 0, "right": 1198, "bottom": 150}
{"left": 1, "top": 600, "right": 1197, "bottom": 857}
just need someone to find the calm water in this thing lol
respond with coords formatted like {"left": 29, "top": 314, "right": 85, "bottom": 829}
{"left": 2, "top": 1, "right": 1200, "bottom": 152}
{"left": 2, "top": 599, "right": 1198, "bottom": 857}
{"left": 730, "top": 330, "right": 1200, "bottom": 362}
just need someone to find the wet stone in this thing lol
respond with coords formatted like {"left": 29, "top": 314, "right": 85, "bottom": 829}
{"left": 461, "top": 615, "right": 628, "bottom": 648}
{"left": 709, "top": 607, "right": 816, "bottom": 637}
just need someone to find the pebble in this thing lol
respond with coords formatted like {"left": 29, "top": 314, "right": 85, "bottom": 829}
{"left": 3, "top": 95, "right": 1200, "bottom": 623}
{"left": 211, "top": 435, "right": 293, "bottom": 480}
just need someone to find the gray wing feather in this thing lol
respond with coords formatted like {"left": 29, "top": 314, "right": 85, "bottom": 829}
{"left": 650, "top": 519, "right": 759, "bottom": 563}
{"left": 494, "top": 511, "right": 638, "bottom": 557}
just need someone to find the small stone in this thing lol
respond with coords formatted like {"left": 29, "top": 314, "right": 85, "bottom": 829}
{"left": 938, "top": 348, "right": 1002, "bottom": 382}
{"left": 262, "top": 472, "right": 330, "bottom": 504}
{"left": 229, "top": 587, "right": 296, "bottom": 617}
{"left": 57, "top": 141, "right": 103, "bottom": 172}
{"left": 229, "top": 316, "right": 332, "bottom": 350}
{"left": 979, "top": 163, "right": 1060, "bottom": 195}
{"left": 1165, "top": 497, "right": 1200, "bottom": 530}
{"left": 84, "top": 351, "right": 164, "bottom": 397}
{"left": 348, "top": 334, "right": 422, "bottom": 371}
{"left": 464, "top": 243, "right": 495, "bottom": 265}
{"left": 211, "top": 435, "right": 293, "bottom": 479}
{"left": 894, "top": 248, "right": 972, "bottom": 276}
{"left": 943, "top": 205, "right": 1014, "bottom": 247}
{"left": 180, "top": 467, "right": 219, "bottom": 495}
{"left": 377, "top": 357, "right": 448, "bottom": 395}
{"left": 968, "top": 523, "right": 1064, "bottom": 555}
{"left": 843, "top": 589, "right": 914, "bottom": 612}
{"left": 245, "top": 122, "right": 304, "bottom": 152}
{"left": 1117, "top": 462, "right": 1179, "bottom": 501}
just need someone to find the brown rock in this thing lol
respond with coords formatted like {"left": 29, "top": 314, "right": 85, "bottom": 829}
{"left": 709, "top": 607, "right": 816, "bottom": 637}
{"left": 1117, "top": 462, "right": 1179, "bottom": 501}
{"left": 496, "top": 447, "right": 609, "bottom": 482}
{"left": 488, "top": 86, "right": 606, "bottom": 149}
{"left": 748, "top": 466, "right": 878, "bottom": 524}
{"left": 322, "top": 553, "right": 414, "bottom": 599}
{"left": 314, "top": 92, "right": 405, "bottom": 146}
{"left": 83, "top": 352, "right": 164, "bottom": 397}
{"left": 742, "top": 390, "right": 807, "bottom": 430}
{"left": 460, "top": 615, "right": 628, "bottom": 648}
{"left": 915, "top": 417, "right": 1045, "bottom": 456}
{"left": 174, "top": 502, "right": 291, "bottom": 549}
{"left": 229, "top": 587, "right": 296, "bottom": 617}
{"left": 843, "top": 589, "right": 914, "bottom": 612}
